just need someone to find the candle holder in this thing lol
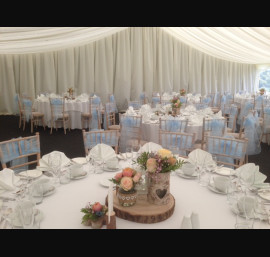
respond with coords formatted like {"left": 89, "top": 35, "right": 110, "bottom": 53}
{"left": 105, "top": 211, "right": 116, "bottom": 229}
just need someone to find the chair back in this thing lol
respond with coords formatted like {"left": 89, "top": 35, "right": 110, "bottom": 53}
{"left": 49, "top": 97, "right": 65, "bottom": 121}
{"left": 159, "top": 130, "right": 195, "bottom": 158}
{"left": 104, "top": 102, "right": 116, "bottom": 129}
{"left": 160, "top": 118, "right": 188, "bottom": 132}
{"left": 0, "top": 133, "right": 41, "bottom": 172}
{"left": 205, "top": 135, "right": 248, "bottom": 169}
{"left": 82, "top": 130, "right": 119, "bottom": 155}
{"left": 21, "top": 96, "right": 34, "bottom": 122}
{"left": 139, "top": 92, "right": 148, "bottom": 105}
{"left": 119, "top": 114, "right": 142, "bottom": 152}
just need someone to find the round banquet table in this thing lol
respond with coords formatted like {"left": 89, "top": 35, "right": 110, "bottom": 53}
{"left": 34, "top": 100, "right": 89, "bottom": 130}
{"left": 36, "top": 158, "right": 270, "bottom": 229}
{"left": 141, "top": 121, "right": 203, "bottom": 144}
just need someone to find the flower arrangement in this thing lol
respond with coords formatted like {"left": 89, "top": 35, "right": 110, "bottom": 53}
{"left": 110, "top": 167, "right": 142, "bottom": 192}
{"left": 67, "top": 87, "right": 74, "bottom": 97}
{"left": 180, "top": 89, "right": 186, "bottom": 96}
{"left": 136, "top": 149, "right": 184, "bottom": 174}
{"left": 81, "top": 202, "right": 108, "bottom": 224}
{"left": 171, "top": 96, "right": 181, "bottom": 109}
{"left": 259, "top": 88, "right": 266, "bottom": 95}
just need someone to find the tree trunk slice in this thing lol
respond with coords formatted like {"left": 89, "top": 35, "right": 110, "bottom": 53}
{"left": 105, "top": 191, "right": 175, "bottom": 224}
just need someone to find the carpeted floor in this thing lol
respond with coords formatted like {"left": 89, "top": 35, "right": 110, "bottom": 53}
{"left": 0, "top": 114, "right": 270, "bottom": 182}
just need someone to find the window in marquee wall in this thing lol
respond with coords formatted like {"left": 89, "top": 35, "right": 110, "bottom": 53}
{"left": 259, "top": 69, "right": 270, "bottom": 92}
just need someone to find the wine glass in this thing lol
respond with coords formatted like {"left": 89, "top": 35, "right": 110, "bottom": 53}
{"left": 47, "top": 153, "right": 62, "bottom": 186}
{"left": 125, "top": 146, "right": 133, "bottom": 166}
{"left": 238, "top": 169, "right": 255, "bottom": 195}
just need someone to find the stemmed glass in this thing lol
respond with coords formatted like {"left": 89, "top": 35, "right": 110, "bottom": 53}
{"left": 125, "top": 146, "right": 133, "bottom": 166}
{"left": 238, "top": 169, "right": 255, "bottom": 195}
{"left": 47, "top": 153, "right": 62, "bottom": 186}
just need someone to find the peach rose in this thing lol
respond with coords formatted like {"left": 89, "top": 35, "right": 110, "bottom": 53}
{"left": 168, "top": 157, "right": 177, "bottom": 166}
{"left": 158, "top": 149, "right": 172, "bottom": 159}
{"left": 92, "top": 202, "right": 103, "bottom": 212}
{"left": 114, "top": 172, "right": 123, "bottom": 182}
{"left": 132, "top": 172, "right": 142, "bottom": 183}
{"left": 146, "top": 158, "right": 157, "bottom": 173}
{"left": 120, "top": 177, "right": 133, "bottom": 191}
{"left": 122, "top": 167, "right": 134, "bottom": 177}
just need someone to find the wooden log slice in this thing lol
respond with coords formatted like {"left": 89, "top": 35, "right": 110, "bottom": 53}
{"left": 105, "top": 191, "right": 175, "bottom": 224}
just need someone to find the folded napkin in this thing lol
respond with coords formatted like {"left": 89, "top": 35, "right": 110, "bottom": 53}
{"left": 0, "top": 168, "right": 20, "bottom": 191}
{"left": 69, "top": 164, "right": 87, "bottom": 178}
{"left": 88, "top": 143, "right": 116, "bottom": 163}
{"left": 105, "top": 157, "right": 119, "bottom": 169}
{"left": 138, "top": 142, "right": 162, "bottom": 153}
{"left": 235, "top": 163, "right": 267, "bottom": 187}
{"left": 188, "top": 149, "right": 213, "bottom": 168}
{"left": 126, "top": 106, "right": 137, "bottom": 116}
{"left": 36, "top": 94, "right": 49, "bottom": 102}
{"left": 184, "top": 105, "right": 197, "bottom": 112}
{"left": 31, "top": 178, "right": 54, "bottom": 195}
{"left": 41, "top": 151, "right": 71, "bottom": 169}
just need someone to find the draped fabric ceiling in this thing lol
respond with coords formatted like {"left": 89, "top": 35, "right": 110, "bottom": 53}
{"left": 0, "top": 27, "right": 269, "bottom": 114}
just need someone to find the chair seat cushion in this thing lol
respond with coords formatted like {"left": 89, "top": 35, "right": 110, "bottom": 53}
{"left": 32, "top": 112, "right": 44, "bottom": 117}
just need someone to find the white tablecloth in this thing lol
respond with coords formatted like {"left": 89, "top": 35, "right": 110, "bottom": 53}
{"left": 29, "top": 159, "right": 269, "bottom": 229}
{"left": 141, "top": 122, "right": 203, "bottom": 144}
{"left": 34, "top": 100, "right": 90, "bottom": 129}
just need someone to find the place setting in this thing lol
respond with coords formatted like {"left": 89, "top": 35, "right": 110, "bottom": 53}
{"left": 175, "top": 163, "right": 198, "bottom": 180}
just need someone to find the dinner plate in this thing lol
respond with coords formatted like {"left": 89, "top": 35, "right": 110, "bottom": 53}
{"left": 43, "top": 185, "right": 56, "bottom": 197}
{"left": 103, "top": 166, "right": 121, "bottom": 172}
{"left": 176, "top": 169, "right": 198, "bottom": 179}
{"left": 215, "top": 167, "right": 235, "bottom": 176}
{"left": 99, "top": 178, "right": 111, "bottom": 188}
{"left": 70, "top": 171, "right": 88, "bottom": 180}
{"left": 207, "top": 181, "right": 227, "bottom": 195}
{"left": 18, "top": 169, "right": 43, "bottom": 179}
{"left": 258, "top": 190, "right": 270, "bottom": 201}
{"left": 72, "top": 157, "right": 87, "bottom": 165}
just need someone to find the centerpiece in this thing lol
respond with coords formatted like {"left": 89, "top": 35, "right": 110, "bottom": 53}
{"left": 136, "top": 149, "right": 184, "bottom": 205}
{"left": 170, "top": 96, "right": 182, "bottom": 116}
{"left": 180, "top": 89, "right": 186, "bottom": 96}
{"left": 110, "top": 167, "right": 142, "bottom": 207}
{"left": 81, "top": 202, "right": 108, "bottom": 229}
{"left": 259, "top": 88, "right": 266, "bottom": 95}
{"left": 67, "top": 87, "right": 75, "bottom": 99}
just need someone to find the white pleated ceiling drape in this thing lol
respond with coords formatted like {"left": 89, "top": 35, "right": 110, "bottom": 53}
{"left": 0, "top": 27, "right": 260, "bottom": 114}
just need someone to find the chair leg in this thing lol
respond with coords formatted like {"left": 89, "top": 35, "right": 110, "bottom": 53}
{"left": 19, "top": 114, "right": 22, "bottom": 128}
{"left": 50, "top": 120, "right": 53, "bottom": 134}
{"left": 63, "top": 120, "right": 66, "bottom": 134}
{"left": 42, "top": 117, "right": 46, "bottom": 131}
{"left": 31, "top": 119, "right": 33, "bottom": 133}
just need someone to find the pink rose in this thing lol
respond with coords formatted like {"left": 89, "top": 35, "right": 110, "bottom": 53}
{"left": 120, "top": 177, "right": 133, "bottom": 191}
{"left": 133, "top": 172, "right": 142, "bottom": 183}
{"left": 92, "top": 202, "right": 103, "bottom": 212}
{"left": 146, "top": 158, "right": 157, "bottom": 173}
{"left": 122, "top": 167, "right": 134, "bottom": 177}
{"left": 114, "top": 172, "right": 123, "bottom": 182}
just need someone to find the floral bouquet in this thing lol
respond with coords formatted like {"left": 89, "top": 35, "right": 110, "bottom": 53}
{"left": 67, "top": 87, "right": 74, "bottom": 97}
{"left": 110, "top": 167, "right": 142, "bottom": 192}
{"left": 136, "top": 149, "right": 184, "bottom": 175}
{"left": 259, "top": 88, "right": 266, "bottom": 95}
{"left": 171, "top": 96, "right": 181, "bottom": 109}
{"left": 180, "top": 89, "right": 186, "bottom": 96}
{"left": 81, "top": 202, "right": 108, "bottom": 224}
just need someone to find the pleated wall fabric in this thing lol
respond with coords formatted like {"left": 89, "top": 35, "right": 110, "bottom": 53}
{"left": 0, "top": 27, "right": 257, "bottom": 114}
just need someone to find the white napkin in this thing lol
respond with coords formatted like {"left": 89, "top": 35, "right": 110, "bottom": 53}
{"left": 41, "top": 151, "right": 71, "bottom": 169}
{"left": 138, "top": 142, "right": 162, "bottom": 153}
{"left": 75, "top": 94, "right": 89, "bottom": 102}
{"left": 88, "top": 143, "right": 116, "bottom": 163}
{"left": 126, "top": 106, "right": 137, "bottom": 116}
{"left": 36, "top": 94, "right": 49, "bottom": 102}
{"left": 188, "top": 149, "right": 213, "bottom": 168}
{"left": 31, "top": 178, "right": 54, "bottom": 194}
{"left": 0, "top": 168, "right": 20, "bottom": 191}
{"left": 235, "top": 163, "right": 268, "bottom": 188}
{"left": 180, "top": 216, "right": 192, "bottom": 229}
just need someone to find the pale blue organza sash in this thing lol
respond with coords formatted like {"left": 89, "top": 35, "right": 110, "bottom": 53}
{"left": 140, "top": 93, "right": 146, "bottom": 101}
{"left": 14, "top": 94, "right": 19, "bottom": 115}
{"left": 180, "top": 96, "right": 187, "bottom": 103}
{"left": 90, "top": 108, "right": 100, "bottom": 130}
{"left": 109, "top": 95, "right": 118, "bottom": 112}
{"left": 243, "top": 115, "right": 261, "bottom": 155}
{"left": 161, "top": 119, "right": 186, "bottom": 132}
{"left": 0, "top": 137, "right": 40, "bottom": 173}
{"left": 152, "top": 96, "right": 160, "bottom": 105}
{"left": 202, "top": 97, "right": 211, "bottom": 105}
{"left": 22, "top": 99, "right": 33, "bottom": 122}
{"left": 204, "top": 119, "right": 225, "bottom": 136}
{"left": 129, "top": 102, "right": 141, "bottom": 110}
{"left": 160, "top": 133, "right": 193, "bottom": 156}
{"left": 237, "top": 101, "right": 254, "bottom": 125}
{"left": 92, "top": 97, "right": 101, "bottom": 105}
{"left": 85, "top": 130, "right": 118, "bottom": 149}
{"left": 207, "top": 135, "right": 244, "bottom": 168}
{"left": 220, "top": 95, "right": 226, "bottom": 113}
{"left": 213, "top": 92, "right": 220, "bottom": 107}
{"left": 51, "top": 98, "right": 64, "bottom": 121}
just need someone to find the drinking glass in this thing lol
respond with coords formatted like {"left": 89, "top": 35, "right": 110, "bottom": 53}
{"left": 238, "top": 169, "right": 255, "bottom": 195}
{"left": 198, "top": 166, "right": 211, "bottom": 187}
{"left": 28, "top": 183, "right": 43, "bottom": 205}
{"left": 18, "top": 200, "right": 36, "bottom": 229}
{"left": 125, "top": 146, "right": 133, "bottom": 166}
{"left": 48, "top": 153, "right": 62, "bottom": 186}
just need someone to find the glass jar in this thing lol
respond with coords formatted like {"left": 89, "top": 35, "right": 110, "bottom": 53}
{"left": 117, "top": 188, "right": 137, "bottom": 207}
